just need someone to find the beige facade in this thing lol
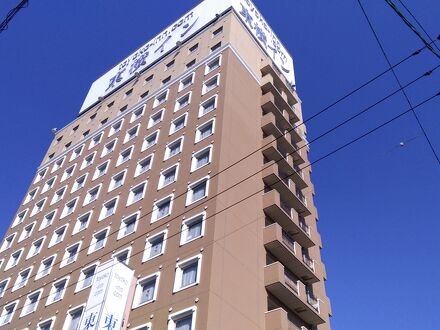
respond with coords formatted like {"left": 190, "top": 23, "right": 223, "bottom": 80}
{"left": 0, "top": 7, "right": 331, "bottom": 330}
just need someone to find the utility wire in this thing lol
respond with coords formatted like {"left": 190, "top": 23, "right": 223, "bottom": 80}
{"left": 384, "top": 0, "right": 440, "bottom": 60}
{"left": 358, "top": 0, "right": 440, "bottom": 166}
{"left": 396, "top": 0, "right": 440, "bottom": 53}
{"left": 6, "top": 89, "right": 440, "bottom": 317}
{"left": 2, "top": 60, "right": 439, "bottom": 308}
{"left": 0, "top": 0, "right": 28, "bottom": 33}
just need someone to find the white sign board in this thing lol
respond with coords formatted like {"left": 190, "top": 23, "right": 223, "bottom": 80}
{"left": 79, "top": 0, "right": 295, "bottom": 114}
{"left": 79, "top": 260, "right": 134, "bottom": 330}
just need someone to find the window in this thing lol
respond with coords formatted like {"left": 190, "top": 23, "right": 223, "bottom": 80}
{"left": 89, "top": 132, "right": 103, "bottom": 149}
{"left": 102, "top": 139, "right": 117, "bottom": 157}
{"left": 61, "top": 198, "right": 78, "bottom": 218}
{"left": 162, "top": 76, "right": 171, "bottom": 85}
{"left": 107, "top": 101, "right": 114, "bottom": 109}
{"left": 154, "top": 90, "right": 169, "bottom": 107}
{"left": 34, "top": 168, "right": 47, "bottom": 183}
{"left": 64, "top": 142, "right": 72, "bottom": 150}
{"left": 109, "top": 120, "right": 123, "bottom": 136}
{"left": 81, "top": 152, "right": 96, "bottom": 169}
{"left": 142, "top": 130, "right": 159, "bottom": 151}
{"left": 51, "top": 186, "right": 66, "bottom": 205}
{"left": 170, "top": 113, "right": 188, "bottom": 135}
{"left": 76, "top": 264, "right": 97, "bottom": 292}
{"left": 12, "top": 209, "right": 27, "bottom": 227}
{"left": 118, "top": 213, "right": 139, "bottom": 239}
{"left": 113, "top": 248, "right": 131, "bottom": 265}
{"left": 205, "top": 55, "right": 221, "bottom": 74}
{"left": 152, "top": 194, "right": 173, "bottom": 222}
{"left": 61, "top": 165, "right": 76, "bottom": 181}
{"left": 127, "top": 182, "right": 147, "bottom": 205}
{"left": 88, "top": 228, "right": 108, "bottom": 253}
{"left": 213, "top": 26, "right": 223, "bottom": 37}
{"left": 202, "top": 74, "right": 220, "bottom": 94}
{"left": 132, "top": 324, "right": 152, "bottom": 330}
{"left": 63, "top": 305, "right": 84, "bottom": 330}
{"left": 125, "top": 88, "right": 133, "bottom": 98}
{"left": 83, "top": 185, "right": 101, "bottom": 206}
{"left": 24, "top": 188, "right": 38, "bottom": 204}
{"left": 49, "top": 225, "right": 67, "bottom": 247}
{"left": 164, "top": 137, "right": 184, "bottom": 160}
{"left": 166, "top": 60, "right": 175, "bottom": 70}
{"left": 189, "top": 43, "right": 198, "bottom": 53}
{"left": 19, "top": 223, "right": 35, "bottom": 241}
{"left": 135, "top": 154, "right": 154, "bottom": 176}
{"left": 12, "top": 267, "right": 32, "bottom": 291}
{"left": 181, "top": 212, "right": 206, "bottom": 245}
{"left": 0, "top": 301, "right": 17, "bottom": 326}
{"left": 6, "top": 249, "right": 23, "bottom": 270}
{"left": 175, "top": 92, "right": 191, "bottom": 112}
{"left": 168, "top": 307, "right": 197, "bottom": 330}
{"left": 109, "top": 170, "right": 126, "bottom": 191}
{"left": 131, "top": 105, "right": 145, "bottom": 123}
{"left": 120, "top": 105, "right": 128, "bottom": 113}
{"left": 186, "top": 177, "right": 209, "bottom": 205}
{"left": 31, "top": 198, "right": 46, "bottom": 216}
{"left": 133, "top": 273, "right": 160, "bottom": 308}
{"left": 211, "top": 42, "right": 222, "bottom": 52}
{"left": 140, "top": 90, "right": 149, "bottom": 100}
{"left": 144, "top": 74, "right": 154, "bottom": 84}
{"left": 117, "top": 147, "right": 133, "bottom": 165}
{"left": 158, "top": 164, "right": 179, "bottom": 189}
{"left": 61, "top": 242, "right": 81, "bottom": 267}
{"left": 0, "top": 234, "right": 15, "bottom": 252}
{"left": 199, "top": 95, "right": 217, "bottom": 117}
{"left": 93, "top": 161, "right": 109, "bottom": 180}
{"left": 27, "top": 237, "right": 45, "bottom": 259}
{"left": 38, "top": 318, "right": 55, "bottom": 330}
{"left": 124, "top": 125, "right": 140, "bottom": 143}
{"left": 173, "top": 255, "right": 202, "bottom": 292}
{"left": 99, "top": 198, "right": 118, "bottom": 220}
{"left": 73, "top": 212, "right": 92, "bottom": 235}
{"left": 42, "top": 176, "right": 56, "bottom": 193}
{"left": 148, "top": 109, "right": 164, "bottom": 128}
{"left": 179, "top": 73, "right": 195, "bottom": 92}
{"left": 47, "top": 277, "right": 69, "bottom": 305}
{"left": 143, "top": 231, "right": 167, "bottom": 261}
{"left": 191, "top": 145, "right": 213, "bottom": 171}
{"left": 39, "top": 210, "right": 56, "bottom": 230}
{"left": 70, "top": 145, "right": 83, "bottom": 161}
{"left": 100, "top": 118, "right": 108, "bottom": 126}
{"left": 186, "top": 59, "right": 196, "bottom": 69}
{"left": 0, "top": 279, "right": 9, "bottom": 298}
{"left": 21, "top": 290, "right": 41, "bottom": 316}
{"left": 195, "top": 118, "right": 215, "bottom": 142}
{"left": 51, "top": 157, "right": 65, "bottom": 174}
{"left": 72, "top": 174, "right": 87, "bottom": 192}
{"left": 36, "top": 255, "right": 55, "bottom": 279}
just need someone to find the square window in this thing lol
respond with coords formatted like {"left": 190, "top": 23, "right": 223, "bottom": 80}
{"left": 76, "top": 264, "right": 97, "bottom": 292}
{"left": 142, "top": 130, "right": 159, "bottom": 151}
{"left": 120, "top": 105, "right": 128, "bottom": 113}
{"left": 109, "top": 171, "right": 126, "bottom": 191}
{"left": 145, "top": 74, "right": 154, "bottom": 84}
{"left": 181, "top": 212, "right": 206, "bottom": 245}
{"left": 152, "top": 195, "right": 173, "bottom": 223}
{"left": 186, "top": 59, "right": 196, "bottom": 69}
{"left": 72, "top": 174, "right": 87, "bottom": 192}
{"left": 34, "top": 168, "right": 47, "bottom": 183}
{"left": 64, "top": 142, "right": 72, "bottom": 150}
{"left": 140, "top": 91, "right": 149, "bottom": 100}
{"left": 49, "top": 225, "right": 67, "bottom": 247}
{"left": 88, "top": 229, "right": 108, "bottom": 253}
{"left": 213, "top": 26, "right": 223, "bottom": 37}
{"left": 61, "top": 165, "right": 76, "bottom": 182}
{"left": 127, "top": 182, "right": 147, "bottom": 206}
{"left": 61, "top": 198, "right": 78, "bottom": 218}
{"left": 202, "top": 74, "right": 220, "bottom": 94}
{"left": 24, "top": 188, "right": 38, "bottom": 204}
{"left": 93, "top": 161, "right": 109, "bottom": 180}
{"left": 117, "top": 147, "right": 133, "bottom": 165}
{"left": 124, "top": 125, "right": 140, "bottom": 143}
{"left": 47, "top": 278, "right": 68, "bottom": 305}
{"left": 51, "top": 186, "right": 66, "bottom": 205}
{"left": 6, "top": 249, "right": 23, "bottom": 270}
{"left": 0, "top": 280, "right": 9, "bottom": 298}
{"left": 143, "top": 231, "right": 166, "bottom": 261}
{"left": 102, "top": 139, "right": 117, "bottom": 157}
{"left": 199, "top": 95, "right": 217, "bottom": 117}
{"left": 27, "top": 237, "right": 45, "bottom": 259}
{"left": 173, "top": 255, "right": 202, "bottom": 292}
{"left": 73, "top": 212, "right": 92, "bottom": 235}
{"left": 12, "top": 267, "right": 32, "bottom": 291}
{"left": 63, "top": 305, "right": 84, "bottom": 329}
{"left": 101, "top": 118, "right": 108, "bottom": 126}
{"left": 175, "top": 92, "right": 191, "bottom": 112}
{"left": 158, "top": 164, "right": 179, "bottom": 189}
{"left": 51, "top": 157, "right": 65, "bottom": 173}
{"left": 83, "top": 130, "right": 90, "bottom": 138}
{"left": 118, "top": 213, "right": 139, "bottom": 239}
{"left": 164, "top": 138, "right": 183, "bottom": 160}
{"left": 131, "top": 106, "right": 145, "bottom": 123}
{"left": 0, "top": 301, "right": 18, "bottom": 326}
{"left": 154, "top": 90, "right": 169, "bottom": 107}
{"left": 135, "top": 154, "right": 154, "bottom": 176}
{"left": 186, "top": 177, "right": 209, "bottom": 205}
{"left": 189, "top": 43, "right": 198, "bottom": 53}
{"left": 19, "top": 223, "right": 35, "bottom": 242}
{"left": 205, "top": 55, "right": 221, "bottom": 74}
{"left": 195, "top": 119, "right": 215, "bottom": 143}
{"left": 42, "top": 176, "right": 56, "bottom": 193}
{"left": 166, "top": 60, "right": 175, "bottom": 70}
{"left": 109, "top": 120, "right": 123, "bottom": 136}
{"left": 179, "top": 73, "right": 195, "bottom": 92}
{"left": 81, "top": 152, "right": 96, "bottom": 169}
{"left": 99, "top": 198, "right": 118, "bottom": 220}
{"left": 211, "top": 42, "right": 221, "bottom": 52}
{"left": 70, "top": 145, "right": 84, "bottom": 161}
{"left": 191, "top": 145, "right": 213, "bottom": 172}
{"left": 125, "top": 88, "right": 133, "bottom": 98}
{"left": 89, "top": 133, "right": 103, "bottom": 149}
{"left": 12, "top": 209, "right": 27, "bottom": 227}
{"left": 36, "top": 255, "right": 56, "bottom": 279}
{"left": 170, "top": 113, "right": 187, "bottom": 135}
{"left": 162, "top": 76, "right": 171, "bottom": 85}
{"left": 39, "top": 210, "right": 56, "bottom": 230}
{"left": 38, "top": 318, "right": 55, "bottom": 330}
{"left": 168, "top": 308, "right": 196, "bottom": 330}
{"left": 148, "top": 109, "right": 164, "bottom": 128}
{"left": 113, "top": 248, "right": 131, "bottom": 265}
{"left": 0, "top": 234, "right": 15, "bottom": 252}
{"left": 61, "top": 242, "right": 81, "bottom": 267}
{"left": 133, "top": 273, "right": 160, "bottom": 308}
{"left": 31, "top": 199, "right": 46, "bottom": 216}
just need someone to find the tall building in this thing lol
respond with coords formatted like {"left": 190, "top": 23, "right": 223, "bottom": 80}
{"left": 0, "top": 1, "right": 331, "bottom": 329}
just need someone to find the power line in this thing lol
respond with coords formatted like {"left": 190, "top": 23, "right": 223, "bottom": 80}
{"left": 358, "top": 0, "right": 440, "bottom": 166}
{"left": 6, "top": 89, "right": 440, "bottom": 317}
{"left": 396, "top": 0, "right": 440, "bottom": 53}
{"left": 0, "top": 0, "right": 29, "bottom": 33}
{"left": 384, "top": 0, "right": 440, "bottom": 60}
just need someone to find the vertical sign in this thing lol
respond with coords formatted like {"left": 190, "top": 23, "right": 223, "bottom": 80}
{"left": 79, "top": 260, "right": 134, "bottom": 330}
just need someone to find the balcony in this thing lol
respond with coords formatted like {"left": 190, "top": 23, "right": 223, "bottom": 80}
{"left": 264, "top": 262, "right": 325, "bottom": 325}
{"left": 262, "top": 190, "right": 314, "bottom": 248}
{"left": 262, "top": 163, "right": 311, "bottom": 217}
{"left": 264, "top": 223, "right": 318, "bottom": 283}
{"left": 265, "top": 308, "right": 289, "bottom": 330}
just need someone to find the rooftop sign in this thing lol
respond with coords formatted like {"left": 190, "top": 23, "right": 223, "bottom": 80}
{"left": 79, "top": 0, "right": 295, "bottom": 114}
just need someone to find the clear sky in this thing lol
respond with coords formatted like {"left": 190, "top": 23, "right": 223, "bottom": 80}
{"left": 0, "top": 0, "right": 439, "bottom": 328}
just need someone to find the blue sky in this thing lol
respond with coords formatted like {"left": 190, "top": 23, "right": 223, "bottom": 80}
{"left": 0, "top": 0, "right": 439, "bottom": 328}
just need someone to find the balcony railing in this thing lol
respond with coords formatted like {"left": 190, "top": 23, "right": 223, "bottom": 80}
{"left": 280, "top": 200, "right": 292, "bottom": 217}
{"left": 296, "top": 189, "right": 307, "bottom": 205}
{"left": 284, "top": 269, "right": 299, "bottom": 294}
{"left": 282, "top": 230, "right": 297, "bottom": 254}
{"left": 307, "top": 292, "right": 320, "bottom": 313}
{"left": 302, "top": 254, "right": 315, "bottom": 272}
{"left": 299, "top": 218, "right": 311, "bottom": 236}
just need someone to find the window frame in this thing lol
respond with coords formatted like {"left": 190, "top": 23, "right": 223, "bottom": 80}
{"left": 98, "top": 197, "right": 119, "bottom": 221}
{"left": 117, "top": 146, "right": 134, "bottom": 166}
{"left": 153, "top": 89, "right": 169, "bottom": 108}
{"left": 198, "top": 95, "right": 218, "bottom": 118}
{"left": 142, "top": 130, "right": 160, "bottom": 151}
{"left": 132, "top": 272, "right": 160, "bottom": 309}
{"left": 127, "top": 182, "right": 147, "bottom": 206}
{"left": 117, "top": 212, "right": 140, "bottom": 239}
{"left": 60, "top": 197, "right": 78, "bottom": 219}
{"left": 60, "top": 241, "right": 82, "bottom": 268}
{"left": 109, "top": 119, "right": 124, "bottom": 137}
{"left": 173, "top": 254, "right": 202, "bottom": 293}
{"left": 190, "top": 145, "right": 213, "bottom": 172}
{"left": 109, "top": 170, "right": 127, "bottom": 191}
{"left": 180, "top": 212, "right": 206, "bottom": 245}
{"left": 202, "top": 73, "right": 220, "bottom": 95}
{"left": 169, "top": 112, "right": 188, "bottom": 135}
{"left": 130, "top": 105, "right": 146, "bottom": 123}
{"left": 72, "top": 211, "right": 92, "bottom": 235}
{"left": 164, "top": 137, "right": 184, "bottom": 160}
{"left": 81, "top": 151, "right": 96, "bottom": 170}
{"left": 186, "top": 176, "right": 210, "bottom": 206}
{"left": 147, "top": 108, "right": 165, "bottom": 129}
{"left": 36, "top": 254, "right": 56, "bottom": 280}
{"left": 71, "top": 173, "right": 88, "bottom": 193}
{"left": 75, "top": 262, "right": 99, "bottom": 292}
{"left": 26, "top": 236, "right": 46, "bottom": 259}
{"left": 178, "top": 72, "right": 195, "bottom": 92}
{"left": 88, "top": 227, "right": 109, "bottom": 254}
{"left": 151, "top": 194, "right": 174, "bottom": 223}
{"left": 158, "top": 164, "right": 179, "bottom": 189}
{"left": 135, "top": 154, "right": 154, "bottom": 177}
{"left": 89, "top": 132, "right": 104, "bottom": 150}
{"left": 0, "top": 300, "right": 18, "bottom": 326}
{"left": 93, "top": 160, "right": 110, "bottom": 180}
{"left": 205, "top": 55, "right": 222, "bottom": 75}
{"left": 48, "top": 224, "right": 68, "bottom": 248}
{"left": 167, "top": 306, "right": 197, "bottom": 330}
{"left": 142, "top": 230, "right": 168, "bottom": 262}
{"left": 124, "top": 124, "right": 140, "bottom": 144}
{"left": 174, "top": 92, "right": 192, "bottom": 112}
{"left": 39, "top": 210, "right": 57, "bottom": 231}
{"left": 20, "top": 289, "right": 42, "bottom": 317}
{"left": 12, "top": 266, "right": 33, "bottom": 292}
